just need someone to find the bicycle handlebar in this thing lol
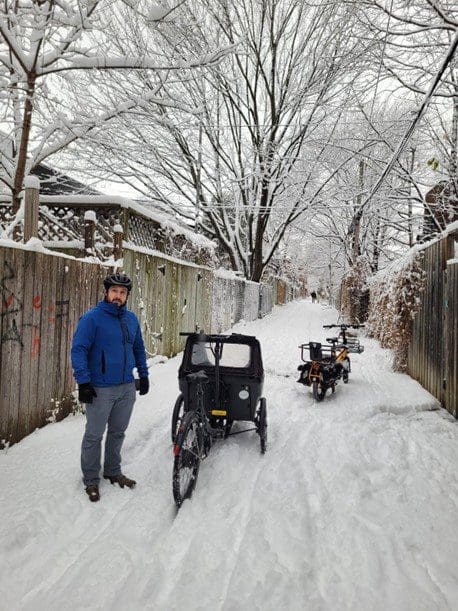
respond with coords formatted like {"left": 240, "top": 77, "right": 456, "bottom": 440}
{"left": 180, "top": 330, "right": 209, "bottom": 339}
{"left": 322, "top": 323, "right": 365, "bottom": 329}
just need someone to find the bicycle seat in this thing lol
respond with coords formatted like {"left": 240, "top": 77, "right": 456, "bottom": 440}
{"left": 186, "top": 370, "right": 210, "bottom": 384}
{"left": 326, "top": 337, "right": 338, "bottom": 343}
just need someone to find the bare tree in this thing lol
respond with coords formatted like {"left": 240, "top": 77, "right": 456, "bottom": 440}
{"left": 353, "top": 0, "right": 457, "bottom": 98}
{"left": 0, "top": 0, "right": 230, "bottom": 214}
{"left": 299, "top": 98, "right": 436, "bottom": 277}
{"left": 74, "top": 0, "right": 368, "bottom": 281}
{"left": 344, "top": 0, "right": 458, "bottom": 240}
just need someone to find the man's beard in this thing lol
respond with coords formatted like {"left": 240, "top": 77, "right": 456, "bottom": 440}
{"left": 104, "top": 295, "right": 125, "bottom": 306}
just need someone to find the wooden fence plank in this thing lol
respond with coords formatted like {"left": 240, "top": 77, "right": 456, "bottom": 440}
{"left": 38, "top": 250, "right": 58, "bottom": 429}
{"left": 54, "top": 256, "right": 74, "bottom": 422}
{"left": 18, "top": 250, "right": 39, "bottom": 436}
{"left": 445, "top": 262, "right": 458, "bottom": 416}
{"left": 0, "top": 246, "right": 7, "bottom": 445}
{"left": 61, "top": 259, "right": 78, "bottom": 418}
{"left": 1, "top": 249, "right": 25, "bottom": 445}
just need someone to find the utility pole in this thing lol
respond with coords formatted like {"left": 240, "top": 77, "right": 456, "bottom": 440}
{"left": 450, "top": 89, "right": 458, "bottom": 196}
{"left": 408, "top": 147, "right": 416, "bottom": 247}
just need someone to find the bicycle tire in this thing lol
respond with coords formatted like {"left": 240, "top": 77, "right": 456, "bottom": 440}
{"left": 173, "top": 411, "right": 202, "bottom": 507}
{"left": 224, "top": 419, "right": 233, "bottom": 438}
{"left": 171, "top": 393, "right": 184, "bottom": 443}
{"left": 312, "top": 380, "right": 326, "bottom": 402}
{"left": 343, "top": 357, "right": 350, "bottom": 383}
{"left": 258, "top": 397, "right": 267, "bottom": 454}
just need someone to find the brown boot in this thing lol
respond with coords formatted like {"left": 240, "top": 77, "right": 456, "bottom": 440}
{"left": 85, "top": 485, "right": 100, "bottom": 502}
{"left": 103, "top": 474, "right": 136, "bottom": 488}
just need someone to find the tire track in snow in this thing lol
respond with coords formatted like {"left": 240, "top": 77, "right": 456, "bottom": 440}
{"left": 214, "top": 374, "right": 328, "bottom": 609}
{"left": 143, "top": 436, "right": 268, "bottom": 609}
{"left": 18, "top": 413, "right": 176, "bottom": 608}
{"left": 19, "top": 474, "right": 153, "bottom": 609}
{"left": 215, "top": 457, "right": 266, "bottom": 609}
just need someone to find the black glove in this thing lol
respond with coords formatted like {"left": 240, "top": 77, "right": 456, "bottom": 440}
{"left": 78, "top": 383, "right": 97, "bottom": 404}
{"left": 139, "top": 377, "right": 149, "bottom": 395}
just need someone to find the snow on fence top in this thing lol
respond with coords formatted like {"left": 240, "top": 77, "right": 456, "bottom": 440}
{"left": 0, "top": 236, "right": 103, "bottom": 264}
{"left": 368, "top": 220, "right": 458, "bottom": 285}
{"left": 24, "top": 175, "right": 40, "bottom": 190}
{"left": 38, "top": 194, "right": 216, "bottom": 250}
{"left": 84, "top": 210, "right": 96, "bottom": 222}
{"left": 123, "top": 242, "right": 210, "bottom": 270}
{"left": 0, "top": 193, "right": 217, "bottom": 266}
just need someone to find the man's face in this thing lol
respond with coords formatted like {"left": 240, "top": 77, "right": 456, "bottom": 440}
{"left": 106, "top": 285, "right": 128, "bottom": 306}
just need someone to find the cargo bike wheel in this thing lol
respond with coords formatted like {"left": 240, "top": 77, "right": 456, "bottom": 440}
{"left": 173, "top": 411, "right": 202, "bottom": 507}
{"left": 171, "top": 393, "right": 184, "bottom": 443}
{"left": 256, "top": 397, "right": 267, "bottom": 454}
{"left": 312, "top": 380, "right": 326, "bottom": 402}
{"left": 342, "top": 357, "right": 350, "bottom": 383}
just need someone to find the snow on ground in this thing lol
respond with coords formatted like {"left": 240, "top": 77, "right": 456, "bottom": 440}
{"left": 1, "top": 300, "right": 458, "bottom": 611}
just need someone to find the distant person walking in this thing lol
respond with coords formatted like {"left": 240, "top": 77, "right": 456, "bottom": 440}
{"left": 71, "top": 272, "right": 149, "bottom": 502}
{"left": 310, "top": 291, "right": 317, "bottom": 303}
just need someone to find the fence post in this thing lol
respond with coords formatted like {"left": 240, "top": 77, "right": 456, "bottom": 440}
{"left": 23, "top": 175, "right": 40, "bottom": 242}
{"left": 113, "top": 224, "right": 124, "bottom": 260}
{"left": 84, "top": 210, "right": 96, "bottom": 255}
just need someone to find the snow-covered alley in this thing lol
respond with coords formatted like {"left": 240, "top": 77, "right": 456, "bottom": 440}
{"left": 1, "top": 299, "right": 457, "bottom": 611}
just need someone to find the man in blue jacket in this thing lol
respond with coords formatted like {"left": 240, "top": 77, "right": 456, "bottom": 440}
{"left": 71, "top": 272, "right": 149, "bottom": 502}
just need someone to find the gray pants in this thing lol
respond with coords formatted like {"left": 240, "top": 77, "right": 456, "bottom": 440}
{"left": 81, "top": 382, "right": 136, "bottom": 486}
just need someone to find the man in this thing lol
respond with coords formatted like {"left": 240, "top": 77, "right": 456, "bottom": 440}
{"left": 71, "top": 272, "right": 149, "bottom": 502}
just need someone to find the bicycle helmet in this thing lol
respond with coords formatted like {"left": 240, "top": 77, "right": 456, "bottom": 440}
{"left": 103, "top": 272, "right": 132, "bottom": 293}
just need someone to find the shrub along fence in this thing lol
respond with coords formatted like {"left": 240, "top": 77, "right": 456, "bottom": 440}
{"left": 0, "top": 243, "right": 292, "bottom": 447}
{"left": 366, "top": 225, "right": 457, "bottom": 418}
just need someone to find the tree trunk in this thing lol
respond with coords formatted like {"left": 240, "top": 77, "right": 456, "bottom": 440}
{"left": 250, "top": 184, "right": 270, "bottom": 282}
{"left": 251, "top": 224, "right": 265, "bottom": 282}
{"left": 351, "top": 160, "right": 365, "bottom": 265}
{"left": 13, "top": 75, "right": 36, "bottom": 215}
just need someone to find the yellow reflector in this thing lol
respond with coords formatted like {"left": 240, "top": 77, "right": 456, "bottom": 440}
{"left": 211, "top": 409, "right": 227, "bottom": 416}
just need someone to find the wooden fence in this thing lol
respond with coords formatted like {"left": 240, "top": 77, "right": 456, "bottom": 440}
{"left": 407, "top": 229, "right": 458, "bottom": 417}
{"left": 0, "top": 246, "right": 105, "bottom": 448}
{"left": 0, "top": 243, "right": 293, "bottom": 447}
{"left": 122, "top": 247, "right": 215, "bottom": 358}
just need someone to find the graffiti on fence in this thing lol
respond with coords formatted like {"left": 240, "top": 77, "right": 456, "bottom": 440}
{"left": 1, "top": 260, "right": 70, "bottom": 354}
{"left": 1, "top": 260, "right": 24, "bottom": 347}
{"left": 1, "top": 317, "right": 24, "bottom": 347}
{"left": 1, "top": 260, "right": 22, "bottom": 315}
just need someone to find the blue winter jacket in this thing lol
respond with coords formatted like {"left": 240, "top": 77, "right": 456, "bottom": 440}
{"left": 71, "top": 300, "right": 148, "bottom": 387}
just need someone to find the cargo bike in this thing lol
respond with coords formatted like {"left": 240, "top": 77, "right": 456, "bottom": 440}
{"left": 172, "top": 331, "right": 267, "bottom": 507}
{"left": 297, "top": 323, "right": 365, "bottom": 401}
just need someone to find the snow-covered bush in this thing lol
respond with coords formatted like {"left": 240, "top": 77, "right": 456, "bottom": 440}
{"left": 340, "top": 257, "right": 371, "bottom": 323}
{"left": 366, "top": 251, "right": 425, "bottom": 371}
